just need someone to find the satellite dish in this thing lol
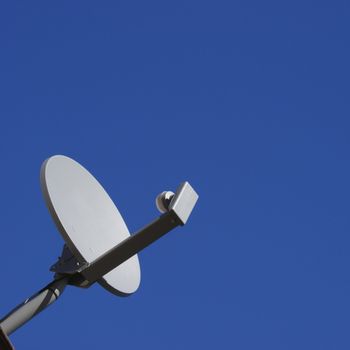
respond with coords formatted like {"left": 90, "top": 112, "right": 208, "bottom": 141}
{"left": 41, "top": 155, "right": 140, "bottom": 296}
{"left": 0, "top": 155, "right": 199, "bottom": 349}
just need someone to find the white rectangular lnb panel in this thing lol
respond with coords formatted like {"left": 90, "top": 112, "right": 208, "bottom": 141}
{"left": 170, "top": 182, "right": 199, "bottom": 225}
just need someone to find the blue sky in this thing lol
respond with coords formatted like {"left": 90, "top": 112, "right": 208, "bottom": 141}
{"left": 1, "top": 1, "right": 350, "bottom": 349}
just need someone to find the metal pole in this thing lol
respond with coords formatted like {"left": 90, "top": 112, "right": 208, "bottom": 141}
{"left": 0, "top": 277, "right": 68, "bottom": 336}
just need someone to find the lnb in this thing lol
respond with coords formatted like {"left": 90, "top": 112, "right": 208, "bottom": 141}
{"left": 156, "top": 191, "right": 175, "bottom": 213}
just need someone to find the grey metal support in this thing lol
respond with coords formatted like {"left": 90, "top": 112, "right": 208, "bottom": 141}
{"left": 79, "top": 211, "right": 181, "bottom": 284}
{"left": 74, "top": 182, "right": 199, "bottom": 285}
{"left": 0, "top": 277, "right": 68, "bottom": 336}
